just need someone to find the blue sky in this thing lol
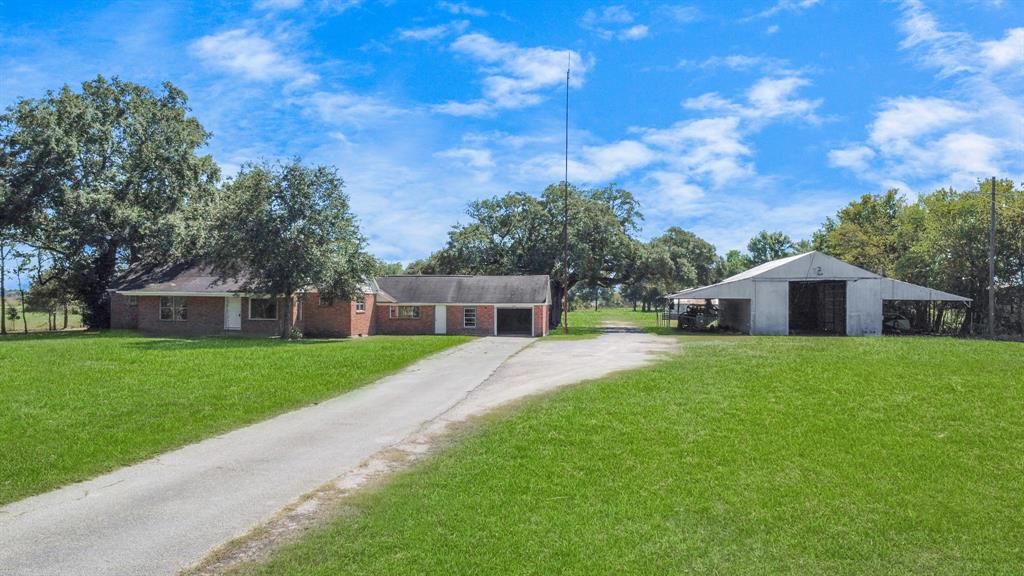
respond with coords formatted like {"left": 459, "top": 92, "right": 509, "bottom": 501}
{"left": 2, "top": 0, "right": 1022, "bottom": 262}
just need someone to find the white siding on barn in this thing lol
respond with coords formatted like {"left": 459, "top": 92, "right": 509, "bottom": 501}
{"left": 846, "top": 278, "right": 883, "bottom": 336}
{"left": 752, "top": 281, "right": 789, "bottom": 335}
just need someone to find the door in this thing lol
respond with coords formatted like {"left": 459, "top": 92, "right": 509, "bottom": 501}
{"left": 497, "top": 308, "right": 532, "bottom": 335}
{"left": 434, "top": 305, "right": 446, "bottom": 334}
{"left": 224, "top": 297, "right": 242, "bottom": 331}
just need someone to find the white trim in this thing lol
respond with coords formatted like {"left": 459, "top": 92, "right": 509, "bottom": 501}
{"left": 248, "top": 298, "right": 279, "bottom": 321}
{"left": 531, "top": 305, "right": 535, "bottom": 337}
{"left": 463, "top": 306, "right": 477, "bottom": 328}
{"left": 493, "top": 308, "right": 498, "bottom": 336}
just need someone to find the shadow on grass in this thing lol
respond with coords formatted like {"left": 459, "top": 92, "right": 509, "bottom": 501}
{"left": 0, "top": 329, "right": 99, "bottom": 341}
{"left": 123, "top": 335, "right": 345, "bottom": 352}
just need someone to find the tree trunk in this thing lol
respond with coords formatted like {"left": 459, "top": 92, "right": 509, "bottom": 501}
{"left": 81, "top": 244, "right": 118, "bottom": 329}
{"left": 63, "top": 302, "right": 69, "bottom": 330}
{"left": 632, "top": 300, "right": 637, "bottom": 312}
{"left": 18, "top": 283, "right": 27, "bottom": 334}
{"left": 281, "top": 293, "right": 294, "bottom": 339}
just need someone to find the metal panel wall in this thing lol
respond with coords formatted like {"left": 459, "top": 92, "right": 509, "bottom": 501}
{"left": 751, "top": 281, "right": 789, "bottom": 335}
{"left": 846, "top": 278, "right": 882, "bottom": 336}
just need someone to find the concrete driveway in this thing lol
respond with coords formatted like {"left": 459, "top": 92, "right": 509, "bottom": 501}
{"left": 0, "top": 330, "right": 676, "bottom": 576}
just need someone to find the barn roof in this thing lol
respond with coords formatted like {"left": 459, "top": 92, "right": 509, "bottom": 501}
{"left": 374, "top": 275, "right": 550, "bottom": 304}
{"left": 666, "top": 251, "right": 970, "bottom": 302}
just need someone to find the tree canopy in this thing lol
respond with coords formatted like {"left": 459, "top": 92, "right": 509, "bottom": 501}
{"left": 1, "top": 75, "right": 218, "bottom": 327}
{"left": 199, "top": 160, "right": 374, "bottom": 338}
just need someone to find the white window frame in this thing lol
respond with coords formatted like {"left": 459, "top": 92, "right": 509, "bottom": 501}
{"left": 248, "top": 298, "right": 278, "bottom": 321}
{"left": 127, "top": 295, "right": 138, "bottom": 307}
{"left": 463, "top": 306, "right": 477, "bottom": 328}
{"left": 318, "top": 295, "right": 335, "bottom": 307}
{"left": 355, "top": 295, "right": 366, "bottom": 313}
{"left": 159, "top": 296, "right": 187, "bottom": 322}
{"left": 389, "top": 305, "right": 420, "bottom": 319}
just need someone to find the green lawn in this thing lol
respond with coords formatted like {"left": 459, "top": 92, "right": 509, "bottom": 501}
{"left": 1, "top": 309, "right": 85, "bottom": 333}
{"left": 0, "top": 331, "right": 469, "bottom": 505}
{"left": 548, "top": 307, "right": 665, "bottom": 338}
{"left": 239, "top": 336, "right": 1024, "bottom": 575}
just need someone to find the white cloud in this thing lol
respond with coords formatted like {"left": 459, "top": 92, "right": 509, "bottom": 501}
{"left": 254, "top": 0, "right": 303, "bottom": 10}
{"left": 297, "top": 91, "right": 406, "bottom": 127}
{"left": 660, "top": 5, "right": 701, "bottom": 23}
{"left": 766, "top": 24, "right": 780, "bottom": 34}
{"left": 678, "top": 54, "right": 803, "bottom": 76}
{"left": 746, "top": 0, "right": 820, "bottom": 20}
{"left": 437, "top": 1, "right": 488, "bottom": 17}
{"left": 980, "top": 27, "right": 1024, "bottom": 70}
{"left": 828, "top": 146, "right": 875, "bottom": 172}
{"left": 581, "top": 5, "right": 650, "bottom": 40}
{"left": 436, "top": 33, "right": 589, "bottom": 116}
{"left": 191, "top": 28, "right": 316, "bottom": 85}
{"left": 830, "top": 1, "right": 1024, "bottom": 189}
{"left": 398, "top": 20, "right": 469, "bottom": 41}
{"left": 868, "top": 97, "right": 972, "bottom": 147}
{"left": 436, "top": 147, "right": 495, "bottom": 168}
{"left": 619, "top": 25, "right": 649, "bottom": 40}
{"left": 683, "top": 74, "right": 822, "bottom": 124}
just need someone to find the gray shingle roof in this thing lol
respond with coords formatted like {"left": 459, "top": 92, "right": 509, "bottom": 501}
{"left": 110, "top": 262, "right": 247, "bottom": 293}
{"left": 112, "top": 263, "right": 550, "bottom": 304}
{"left": 374, "top": 275, "right": 550, "bottom": 304}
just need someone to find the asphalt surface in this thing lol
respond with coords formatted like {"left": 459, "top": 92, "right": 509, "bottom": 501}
{"left": 0, "top": 337, "right": 532, "bottom": 576}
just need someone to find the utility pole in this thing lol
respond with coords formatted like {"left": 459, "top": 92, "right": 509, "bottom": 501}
{"left": 988, "top": 176, "right": 996, "bottom": 337}
{"left": 562, "top": 54, "right": 570, "bottom": 334}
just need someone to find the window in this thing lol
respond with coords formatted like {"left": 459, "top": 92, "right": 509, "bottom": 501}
{"left": 389, "top": 305, "right": 420, "bottom": 319}
{"left": 159, "top": 297, "right": 187, "bottom": 321}
{"left": 249, "top": 298, "right": 278, "bottom": 320}
{"left": 463, "top": 306, "right": 477, "bottom": 328}
{"left": 318, "top": 295, "right": 335, "bottom": 307}
{"left": 127, "top": 296, "right": 138, "bottom": 307}
{"left": 355, "top": 295, "right": 365, "bottom": 313}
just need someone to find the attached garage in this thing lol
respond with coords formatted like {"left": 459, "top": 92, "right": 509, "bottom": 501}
{"left": 496, "top": 308, "right": 533, "bottom": 335}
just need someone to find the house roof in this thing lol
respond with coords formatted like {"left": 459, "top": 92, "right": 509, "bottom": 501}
{"left": 666, "top": 251, "right": 970, "bottom": 302}
{"left": 112, "top": 263, "right": 550, "bottom": 304}
{"left": 110, "top": 262, "right": 248, "bottom": 295}
{"left": 374, "top": 275, "right": 550, "bottom": 304}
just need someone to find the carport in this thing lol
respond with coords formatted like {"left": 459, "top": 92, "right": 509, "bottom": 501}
{"left": 666, "top": 251, "right": 970, "bottom": 336}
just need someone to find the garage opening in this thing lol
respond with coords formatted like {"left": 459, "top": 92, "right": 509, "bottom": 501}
{"left": 496, "top": 308, "right": 532, "bottom": 335}
{"left": 789, "top": 281, "right": 846, "bottom": 335}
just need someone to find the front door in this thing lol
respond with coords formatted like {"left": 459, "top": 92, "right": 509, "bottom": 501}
{"left": 434, "top": 305, "right": 446, "bottom": 334}
{"left": 224, "top": 297, "right": 242, "bottom": 331}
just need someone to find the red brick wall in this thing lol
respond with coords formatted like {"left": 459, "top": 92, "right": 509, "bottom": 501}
{"left": 302, "top": 293, "right": 351, "bottom": 337}
{"left": 533, "top": 304, "right": 549, "bottom": 336}
{"left": 351, "top": 293, "right": 375, "bottom": 336}
{"left": 374, "top": 304, "right": 435, "bottom": 335}
{"left": 445, "top": 305, "right": 495, "bottom": 336}
{"left": 137, "top": 296, "right": 226, "bottom": 336}
{"left": 110, "top": 292, "right": 139, "bottom": 329}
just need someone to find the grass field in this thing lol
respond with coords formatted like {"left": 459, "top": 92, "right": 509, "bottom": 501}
{"left": 239, "top": 336, "right": 1024, "bottom": 575}
{"left": 1, "top": 309, "right": 85, "bottom": 332}
{"left": 547, "top": 307, "right": 664, "bottom": 338}
{"left": 0, "top": 332, "right": 469, "bottom": 505}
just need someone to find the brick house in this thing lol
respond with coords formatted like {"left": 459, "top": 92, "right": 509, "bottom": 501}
{"left": 109, "top": 263, "right": 551, "bottom": 338}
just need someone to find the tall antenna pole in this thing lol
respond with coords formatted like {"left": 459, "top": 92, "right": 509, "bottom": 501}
{"left": 988, "top": 176, "right": 996, "bottom": 337}
{"left": 562, "top": 53, "right": 570, "bottom": 334}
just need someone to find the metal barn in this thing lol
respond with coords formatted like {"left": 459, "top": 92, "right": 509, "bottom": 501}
{"left": 666, "top": 251, "right": 970, "bottom": 336}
